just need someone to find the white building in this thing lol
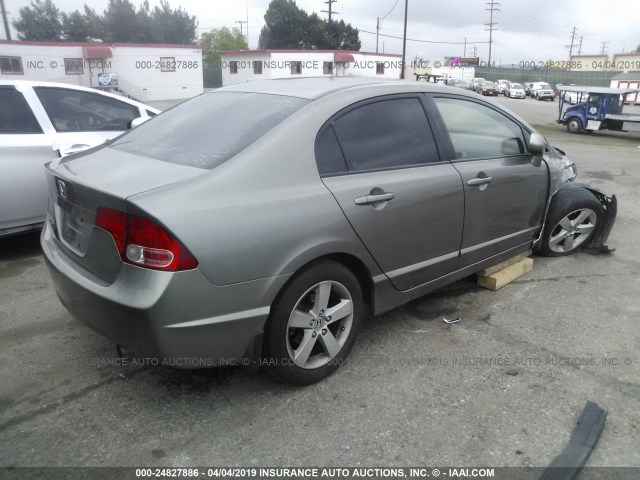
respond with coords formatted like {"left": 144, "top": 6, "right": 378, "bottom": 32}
{"left": 609, "top": 72, "right": 640, "bottom": 104}
{"left": 0, "top": 40, "right": 203, "bottom": 101}
{"left": 219, "top": 50, "right": 403, "bottom": 86}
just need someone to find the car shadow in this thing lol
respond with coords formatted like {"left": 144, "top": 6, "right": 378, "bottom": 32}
{"left": 0, "top": 232, "right": 42, "bottom": 261}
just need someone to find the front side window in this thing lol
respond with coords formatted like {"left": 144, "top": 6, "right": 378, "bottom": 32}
{"left": 0, "top": 88, "right": 42, "bottom": 134}
{"left": 330, "top": 98, "right": 440, "bottom": 173}
{"left": 110, "top": 92, "right": 309, "bottom": 170}
{"left": 433, "top": 97, "right": 527, "bottom": 160}
{"left": 34, "top": 87, "right": 140, "bottom": 132}
{"left": 0, "top": 56, "right": 23, "bottom": 74}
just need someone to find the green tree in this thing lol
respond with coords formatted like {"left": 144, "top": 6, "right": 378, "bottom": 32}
{"left": 150, "top": 0, "right": 197, "bottom": 44}
{"left": 101, "top": 0, "right": 140, "bottom": 43}
{"left": 200, "top": 27, "right": 248, "bottom": 65}
{"left": 326, "top": 20, "right": 361, "bottom": 51}
{"left": 259, "top": 0, "right": 308, "bottom": 49}
{"left": 13, "top": 0, "right": 63, "bottom": 41}
{"left": 258, "top": 0, "right": 360, "bottom": 50}
{"left": 61, "top": 10, "right": 91, "bottom": 42}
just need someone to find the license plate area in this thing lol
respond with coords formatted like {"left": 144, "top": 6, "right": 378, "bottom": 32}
{"left": 54, "top": 197, "right": 95, "bottom": 256}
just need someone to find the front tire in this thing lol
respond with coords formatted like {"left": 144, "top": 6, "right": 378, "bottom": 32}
{"left": 566, "top": 117, "right": 583, "bottom": 134}
{"left": 539, "top": 188, "right": 603, "bottom": 257}
{"left": 263, "top": 260, "right": 363, "bottom": 385}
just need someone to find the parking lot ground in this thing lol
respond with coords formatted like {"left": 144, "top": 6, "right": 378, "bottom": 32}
{"left": 1, "top": 95, "right": 639, "bottom": 470}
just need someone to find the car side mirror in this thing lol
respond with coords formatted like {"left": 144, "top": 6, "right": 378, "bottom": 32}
{"left": 528, "top": 132, "right": 545, "bottom": 167}
{"left": 129, "top": 116, "right": 150, "bottom": 129}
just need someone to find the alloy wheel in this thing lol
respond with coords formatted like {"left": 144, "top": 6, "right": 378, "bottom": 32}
{"left": 548, "top": 208, "right": 597, "bottom": 253}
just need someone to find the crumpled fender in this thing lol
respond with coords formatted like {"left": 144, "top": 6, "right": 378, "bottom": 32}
{"left": 556, "top": 182, "right": 617, "bottom": 253}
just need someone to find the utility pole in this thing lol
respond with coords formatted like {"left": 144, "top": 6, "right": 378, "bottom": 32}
{"left": 246, "top": 2, "right": 249, "bottom": 47}
{"left": 565, "top": 27, "right": 577, "bottom": 58}
{"left": 400, "top": 0, "right": 408, "bottom": 79}
{"left": 376, "top": 17, "right": 380, "bottom": 53}
{"left": 578, "top": 36, "right": 583, "bottom": 55}
{"left": 464, "top": 37, "right": 467, "bottom": 57}
{"left": 322, "top": 0, "right": 339, "bottom": 22}
{"left": 484, "top": 1, "right": 499, "bottom": 66}
{"left": 236, "top": 20, "right": 247, "bottom": 39}
{"left": 600, "top": 41, "right": 609, "bottom": 55}
{"left": 1, "top": 0, "right": 11, "bottom": 41}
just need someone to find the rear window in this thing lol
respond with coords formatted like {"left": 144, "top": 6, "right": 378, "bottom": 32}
{"left": 111, "top": 92, "right": 308, "bottom": 169}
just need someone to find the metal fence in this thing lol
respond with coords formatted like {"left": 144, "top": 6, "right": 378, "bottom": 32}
{"left": 203, "top": 64, "right": 222, "bottom": 88}
{"left": 474, "top": 67, "right": 622, "bottom": 87}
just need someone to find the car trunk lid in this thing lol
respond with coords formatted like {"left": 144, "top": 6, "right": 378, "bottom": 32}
{"left": 45, "top": 147, "right": 206, "bottom": 283}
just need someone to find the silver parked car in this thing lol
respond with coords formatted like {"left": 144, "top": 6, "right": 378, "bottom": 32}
{"left": 0, "top": 80, "right": 160, "bottom": 237}
{"left": 41, "top": 78, "right": 617, "bottom": 385}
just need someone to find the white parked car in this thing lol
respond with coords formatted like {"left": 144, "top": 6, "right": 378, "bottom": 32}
{"left": 505, "top": 82, "right": 526, "bottom": 99}
{"left": 496, "top": 79, "right": 511, "bottom": 93}
{"left": 0, "top": 80, "right": 160, "bottom": 237}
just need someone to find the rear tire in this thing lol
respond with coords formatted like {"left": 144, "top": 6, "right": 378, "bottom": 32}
{"left": 263, "top": 260, "right": 363, "bottom": 385}
{"left": 539, "top": 188, "right": 603, "bottom": 257}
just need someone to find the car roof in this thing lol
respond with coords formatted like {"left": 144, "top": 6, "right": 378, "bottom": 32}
{"left": 0, "top": 79, "right": 160, "bottom": 112}
{"left": 213, "top": 77, "right": 467, "bottom": 100}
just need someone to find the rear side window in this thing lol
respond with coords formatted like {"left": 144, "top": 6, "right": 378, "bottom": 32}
{"left": 35, "top": 87, "right": 140, "bottom": 132}
{"left": 433, "top": 97, "right": 526, "bottom": 160}
{"left": 0, "top": 88, "right": 42, "bottom": 134}
{"left": 316, "top": 126, "right": 348, "bottom": 175}
{"left": 111, "top": 92, "right": 308, "bottom": 170}
{"left": 329, "top": 98, "right": 440, "bottom": 173}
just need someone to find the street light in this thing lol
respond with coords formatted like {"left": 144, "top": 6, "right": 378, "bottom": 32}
{"left": 400, "top": 0, "right": 408, "bottom": 79}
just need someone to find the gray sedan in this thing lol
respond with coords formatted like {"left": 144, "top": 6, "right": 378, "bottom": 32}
{"left": 41, "top": 78, "right": 616, "bottom": 385}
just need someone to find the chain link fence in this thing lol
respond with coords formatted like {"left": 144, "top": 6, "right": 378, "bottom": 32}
{"left": 474, "top": 67, "right": 622, "bottom": 88}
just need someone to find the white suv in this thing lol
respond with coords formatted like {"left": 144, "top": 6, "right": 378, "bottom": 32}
{"left": 531, "top": 82, "right": 555, "bottom": 101}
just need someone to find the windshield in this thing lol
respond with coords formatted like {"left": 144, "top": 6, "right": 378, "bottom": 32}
{"left": 482, "top": 82, "right": 495, "bottom": 87}
{"left": 511, "top": 84, "right": 523, "bottom": 89}
{"left": 539, "top": 83, "right": 551, "bottom": 89}
{"left": 111, "top": 92, "right": 309, "bottom": 170}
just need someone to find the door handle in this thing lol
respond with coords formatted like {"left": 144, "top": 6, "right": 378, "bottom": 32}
{"left": 467, "top": 176, "right": 493, "bottom": 186}
{"left": 354, "top": 192, "right": 395, "bottom": 205}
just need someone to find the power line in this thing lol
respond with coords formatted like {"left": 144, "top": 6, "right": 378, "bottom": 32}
{"left": 360, "top": 29, "right": 489, "bottom": 45}
{"left": 376, "top": 0, "right": 401, "bottom": 53}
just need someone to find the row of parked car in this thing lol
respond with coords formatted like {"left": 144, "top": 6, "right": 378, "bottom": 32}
{"left": 445, "top": 77, "right": 556, "bottom": 101}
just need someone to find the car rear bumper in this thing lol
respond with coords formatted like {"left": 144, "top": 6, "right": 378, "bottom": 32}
{"left": 41, "top": 222, "right": 291, "bottom": 367}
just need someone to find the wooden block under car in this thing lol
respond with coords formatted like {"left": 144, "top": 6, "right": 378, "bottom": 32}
{"left": 478, "top": 249, "right": 532, "bottom": 277}
{"left": 477, "top": 257, "right": 534, "bottom": 290}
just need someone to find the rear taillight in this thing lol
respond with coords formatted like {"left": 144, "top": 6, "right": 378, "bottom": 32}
{"left": 95, "top": 208, "right": 198, "bottom": 271}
